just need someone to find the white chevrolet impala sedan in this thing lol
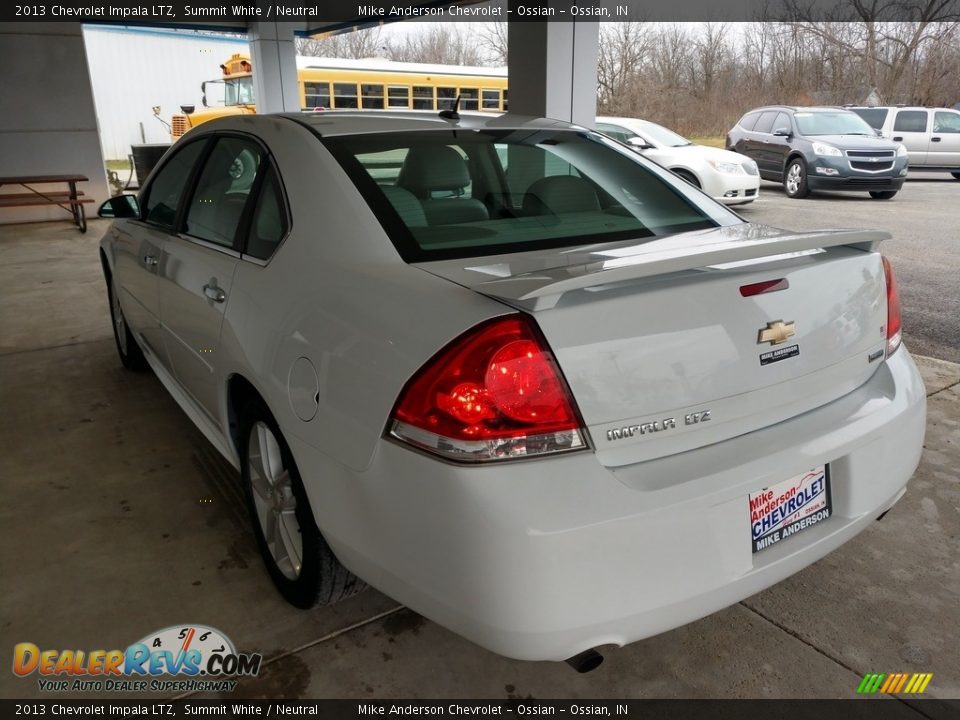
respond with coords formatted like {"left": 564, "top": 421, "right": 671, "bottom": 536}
{"left": 98, "top": 111, "right": 926, "bottom": 665}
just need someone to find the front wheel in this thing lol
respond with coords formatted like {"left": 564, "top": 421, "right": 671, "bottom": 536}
{"left": 869, "top": 191, "right": 898, "bottom": 200}
{"left": 240, "top": 399, "right": 365, "bottom": 608}
{"left": 672, "top": 169, "right": 701, "bottom": 188}
{"left": 783, "top": 159, "right": 810, "bottom": 199}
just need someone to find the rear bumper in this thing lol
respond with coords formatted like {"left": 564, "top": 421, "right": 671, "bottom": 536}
{"left": 292, "top": 349, "right": 926, "bottom": 661}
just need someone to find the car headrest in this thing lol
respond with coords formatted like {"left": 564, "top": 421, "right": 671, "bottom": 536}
{"left": 400, "top": 146, "right": 471, "bottom": 197}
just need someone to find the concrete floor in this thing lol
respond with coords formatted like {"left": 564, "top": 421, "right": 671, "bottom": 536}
{"left": 1, "top": 219, "right": 958, "bottom": 701}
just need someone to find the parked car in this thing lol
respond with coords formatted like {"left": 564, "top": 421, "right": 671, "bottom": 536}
{"left": 596, "top": 116, "right": 760, "bottom": 205}
{"left": 727, "top": 106, "right": 909, "bottom": 199}
{"left": 847, "top": 105, "right": 960, "bottom": 179}
{"left": 98, "top": 111, "right": 925, "bottom": 664}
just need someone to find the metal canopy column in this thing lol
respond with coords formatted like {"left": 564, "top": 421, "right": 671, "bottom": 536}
{"left": 248, "top": 21, "right": 300, "bottom": 113}
{"left": 506, "top": 15, "right": 599, "bottom": 126}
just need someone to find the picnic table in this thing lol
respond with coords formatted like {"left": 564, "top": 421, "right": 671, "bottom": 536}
{"left": 0, "top": 174, "right": 94, "bottom": 233}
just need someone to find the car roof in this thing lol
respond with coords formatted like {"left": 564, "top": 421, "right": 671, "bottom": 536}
{"left": 748, "top": 106, "right": 856, "bottom": 114}
{"left": 215, "top": 110, "right": 581, "bottom": 137}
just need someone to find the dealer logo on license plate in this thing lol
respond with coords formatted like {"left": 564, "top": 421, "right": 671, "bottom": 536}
{"left": 750, "top": 466, "right": 832, "bottom": 553}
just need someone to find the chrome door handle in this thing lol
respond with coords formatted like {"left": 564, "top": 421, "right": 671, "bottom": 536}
{"left": 203, "top": 284, "right": 226, "bottom": 303}
{"left": 143, "top": 254, "right": 158, "bottom": 266}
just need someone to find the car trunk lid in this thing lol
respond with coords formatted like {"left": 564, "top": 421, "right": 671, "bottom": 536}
{"left": 416, "top": 223, "right": 890, "bottom": 467}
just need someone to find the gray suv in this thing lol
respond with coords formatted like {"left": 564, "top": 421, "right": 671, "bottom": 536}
{"left": 727, "top": 106, "right": 909, "bottom": 199}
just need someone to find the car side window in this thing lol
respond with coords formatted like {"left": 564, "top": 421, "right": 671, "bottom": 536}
{"left": 142, "top": 139, "right": 207, "bottom": 230}
{"left": 893, "top": 111, "right": 928, "bottom": 133}
{"left": 183, "top": 136, "right": 263, "bottom": 248}
{"left": 596, "top": 124, "right": 633, "bottom": 143}
{"left": 933, "top": 111, "right": 960, "bottom": 134}
{"left": 244, "top": 165, "right": 288, "bottom": 261}
{"left": 753, "top": 111, "right": 778, "bottom": 134}
{"left": 739, "top": 112, "right": 760, "bottom": 131}
{"left": 773, "top": 112, "right": 792, "bottom": 134}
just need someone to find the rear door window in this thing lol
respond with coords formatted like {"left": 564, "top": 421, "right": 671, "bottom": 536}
{"left": 753, "top": 111, "right": 778, "bottom": 134}
{"left": 244, "top": 165, "right": 288, "bottom": 261}
{"left": 893, "top": 111, "right": 929, "bottom": 133}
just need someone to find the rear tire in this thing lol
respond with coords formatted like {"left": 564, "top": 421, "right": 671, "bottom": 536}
{"left": 239, "top": 397, "right": 365, "bottom": 609}
{"left": 869, "top": 191, "right": 898, "bottom": 200}
{"left": 108, "top": 277, "right": 147, "bottom": 371}
{"left": 783, "top": 158, "right": 810, "bottom": 199}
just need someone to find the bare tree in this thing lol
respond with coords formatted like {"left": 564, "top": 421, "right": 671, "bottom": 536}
{"left": 597, "top": 23, "right": 651, "bottom": 112}
{"left": 296, "top": 26, "right": 388, "bottom": 59}
{"left": 388, "top": 25, "right": 486, "bottom": 66}
{"left": 478, "top": 21, "right": 508, "bottom": 65}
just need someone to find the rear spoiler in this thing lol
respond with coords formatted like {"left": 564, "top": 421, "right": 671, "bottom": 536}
{"left": 472, "top": 228, "right": 889, "bottom": 310}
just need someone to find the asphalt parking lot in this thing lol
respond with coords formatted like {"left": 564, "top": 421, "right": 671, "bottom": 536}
{"left": 1, "top": 183, "right": 958, "bottom": 701}
{"left": 738, "top": 171, "right": 960, "bottom": 364}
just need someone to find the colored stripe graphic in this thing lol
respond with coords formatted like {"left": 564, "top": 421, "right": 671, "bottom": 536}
{"left": 858, "top": 672, "right": 932, "bottom": 694}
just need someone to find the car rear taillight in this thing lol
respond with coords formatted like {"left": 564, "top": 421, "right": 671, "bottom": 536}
{"left": 388, "top": 315, "right": 587, "bottom": 462}
{"left": 882, "top": 256, "right": 902, "bottom": 356}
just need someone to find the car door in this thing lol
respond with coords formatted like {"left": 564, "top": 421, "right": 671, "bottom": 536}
{"left": 767, "top": 112, "right": 794, "bottom": 174}
{"left": 891, "top": 110, "right": 931, "bottom": 165}
{"left": 748, "top": 111, "right": 779, "bottom": 175}
{"left": 112, "top": 138, "right": 209, "bottom": 367}
{"left": 928, "top": 110, "right": 960, "bottom": 167}
{"left": 159, "top": 135, "right": 264, "bottom": 425}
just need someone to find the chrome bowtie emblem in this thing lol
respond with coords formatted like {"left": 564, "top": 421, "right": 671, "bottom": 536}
{"left": 758, "top": 320, "right": 796, "bottom": 345}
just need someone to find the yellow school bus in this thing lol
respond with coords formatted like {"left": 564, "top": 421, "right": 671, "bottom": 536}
{"left": 171, "top": 53, "right": 509, "bottom": 139}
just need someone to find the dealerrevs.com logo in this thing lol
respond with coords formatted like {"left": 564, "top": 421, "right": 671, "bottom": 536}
{"left": 12, "top": 624, "right": 262, "bottom": 693}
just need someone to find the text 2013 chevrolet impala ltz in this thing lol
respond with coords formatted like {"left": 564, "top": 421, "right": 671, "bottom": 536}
{"left": 98, "top": 112, "right": 926, "bottom": 663}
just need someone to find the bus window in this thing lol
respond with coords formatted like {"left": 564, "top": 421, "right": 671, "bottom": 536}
{"left": 304, "top": 81, "right": 330, "bottom": 109}
{"left": 334, "top": 83, "right": 358, "bottom": 109}
{"left": 482, "top": 89, "right": 500, "bottom": 110}
{"left": 437, "top": 87, "right": 456, "bottom": 111}
{"left": 361, "top": 84, "right": 385, "bottom": 109}
{"left": 388, "top": 86, "right": 410, "bottom": 108}
{"left": 413, "top": 86, "right": 433, "bottom": 110}
{"left": 459, "top": 88, "right": 479, "bottom": 111}
{"left": 225, "top": 77, "right": 254, "bottom": 105}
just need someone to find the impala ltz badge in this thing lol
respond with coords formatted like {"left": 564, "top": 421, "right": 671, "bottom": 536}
{"left": 758, "top": 320, "right": 796, "bottom": 345}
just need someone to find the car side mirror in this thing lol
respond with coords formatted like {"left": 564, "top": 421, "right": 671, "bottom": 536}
{"left": 772, "top": 127, "right": 792, "bottom": 137}
{"left": 627, "top": 137, "right": 655, "bottom": 150}
{"left": 98, "top": 195, "right": 139, "bottom": 219}
{"left": 874, "top": 128, "right": 883, "bottom": 137}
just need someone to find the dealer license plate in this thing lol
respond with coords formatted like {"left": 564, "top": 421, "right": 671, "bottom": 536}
{"left": 750, "top": 465, "right": 832, "bottom": 553}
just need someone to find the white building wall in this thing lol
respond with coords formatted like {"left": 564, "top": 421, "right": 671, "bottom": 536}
{"left": 82, "top": 25, "right": 248, "bottom": 159}
{"left": 0, "top": 22, "right": 110, "bottom": 224}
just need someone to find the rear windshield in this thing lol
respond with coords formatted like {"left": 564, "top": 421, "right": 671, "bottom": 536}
{"left": 321, "top": 129, "right": 738, "bottom": 262}
{"left": 851, "top": 108, "right": 888, "bottom": 130}
{"left": 794, "top": 111, "right": 875, "bottom": 136}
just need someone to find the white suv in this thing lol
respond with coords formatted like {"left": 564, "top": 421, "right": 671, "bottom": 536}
{"left": 850, "top": 106, "right": 960, "bottom": 179}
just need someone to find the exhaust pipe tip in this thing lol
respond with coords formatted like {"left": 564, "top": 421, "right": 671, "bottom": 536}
{"left": 564, "top": 648, "right": 604, "bottom": 674}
